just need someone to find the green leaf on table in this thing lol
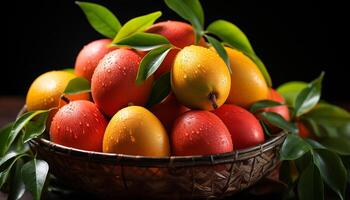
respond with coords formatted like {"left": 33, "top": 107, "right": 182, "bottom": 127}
{"left": 114, "top": 32, "right": 170, "bottom": 51}
{"left": 146, "top": 72, "right": 171, "bottom": 108}
{"left": 136, "top": 45, "right": 172, "bottom": 85}
{"left": 313, "top": 149, "right": 347, "bottom": 200}
{"left": 297, "top": 162, "right": 324, "bottom": 200}
{"left": 8, "top": 159, "right": 26, "bottom": 200}
{"left": 0, "top": 123, "right": 14, "bottom": 156}
{"left": 294, "top": 72, "right": 324, "bottom": 117}
{"left": 302, "top": 103, "right": 350, "bottom": 139}
{"left": 319, "top": 138, "right": 350, "bottom": 155}
{"left": 0, "top": 110, "right": 49, "bottom": 156}
{"left": 164, "top": 0, "right": 204, "bottom": 43}
{"left": 21, "top": 159, "right": 49, "bottom": 200}
{"left": 258, "top": 112, "right": 297, "bottom": 133}
{"left": 63, "top": 77, "right": 91, "bottom": 94}
{"left": 250, "top": 100, "right": 283, "bottom": 113}
{"left": 22, "top": 111, "right": 49, "bottom": 143}
{"left": 280, "top": 134, "right": 311, "bottom": 160}
{"left": 113, "top": 11, "right": 162, "bottom": 43}
{"left": 76, "top": 1, "right": 121, "bottom": 38}
{"left": 276, "top": 81, "right": 307, "bottom": 107}
{"left": 206, "top": 20, "right": 272, "bottom": 87}
{"left": 205, "top": 35, "right": 231, "bottom": 73}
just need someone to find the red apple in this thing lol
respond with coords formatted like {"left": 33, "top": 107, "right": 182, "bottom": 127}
{"left": 213, "top": 104, "right": 265, "bottom": 150}
{"left": 50, "top": 100, "right": 108, "bottom": 151}
{"left": 91, "top": 49, "right": 153, "bottom": 117}
{"left": 75, "top": 39, "right": 117, "bottom": 81}
{"left": 172, "top": 111, "right": 233, "bottom": 156}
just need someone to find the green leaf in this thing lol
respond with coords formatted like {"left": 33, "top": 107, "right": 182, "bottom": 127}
{"left": 207, "top": 20, "right": 254, "bottom": 54}
{"left": 0, "top": 123, "right": 14, "bottom": 156}
{"left": 63, "top": 77, "right": 91, "bottom": 94}
{"left": 21, "top": 159, "right": 49, "bottom": 200}
{"left": 319, "top": 138, "right": 350, "bottom": 155}
{"left": 136, "top": 45, "right": 172, "bottom": 85}
{"left": 260, "top": 120, "right": 272, "bottom": 137}
{"left": 8, "top": 159, "right": 25, "bottom": 200}
{"left": 259, "top": 112, "right": 297, "bottom": 133}
{"left": 207, "top": 20, "right": 272, "bottom": 87}
{"left": 250, "top": 100, "right": 283, "bottom": 113}
{"left": 280, "top": 134, "right": 311, "bottom": 160}
{"left": 1, "top": 110, "right": 49, "bottom": 156}
{"left": 305, "top": 139, "right": 326, "bottom": 149}
{"left": 146, "top": 72, "right": 171, "bottom": 108}
{"left": 62, "top": 68, "right": 75, "bottom": 74}
{"left": 0, "top": 149, "right": 27, "bottom": 167}
{"left": 114, "top": 32, "right": 170, "bottom": 51}
{"left": 277, "top": 81, "right": 307, "bottom": 107}
{"left": 22, "top": 112, "right": 49, "bottom": 143}
{"left": 205, "top": 35, "right": 231, "bottom": 73}
{"left": 313, "top": 149, "right": 347, "bottom": 200}
{"left": 113, "top": 11, "right": 162, "bottom": 43}
{"left": 294, "top": 72, "right": 324, "bottom": 117}
{"left": 297, "top": 163, "right": 324, "bottom": 200}
{"left": 302, "top": 103, "right": 350, "bottom": 139}
{"left": 76, "top": 1, "right": 121, "bottom": 38}
{"left": 164, "top": 0, "right": 204, "bottom": 43}
{"left": 0, "top": 155, "right": 26, "bottom": 188}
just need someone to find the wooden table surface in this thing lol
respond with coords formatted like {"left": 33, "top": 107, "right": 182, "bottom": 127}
{"left": 1, "top": 96, "right": 349, "bottom": 200}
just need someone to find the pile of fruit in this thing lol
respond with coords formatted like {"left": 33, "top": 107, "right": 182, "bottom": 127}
{"left": 24, "top": 8, "right": 289, "bottom": 157}
{"left": 1, "top": 1, "right": 349, "bottom": 200}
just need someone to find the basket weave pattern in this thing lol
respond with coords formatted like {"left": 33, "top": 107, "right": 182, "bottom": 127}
{"left": 30, "top": 133, "right": 286, "bottom": 199}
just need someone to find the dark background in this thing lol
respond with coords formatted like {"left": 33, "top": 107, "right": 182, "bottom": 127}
{"left": 3, "top": 0, "right": 348, "bottom": 102}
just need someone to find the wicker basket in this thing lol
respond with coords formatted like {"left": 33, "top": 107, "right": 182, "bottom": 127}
{"left": 29, "top": 131, "right": 286, "bottom": 199}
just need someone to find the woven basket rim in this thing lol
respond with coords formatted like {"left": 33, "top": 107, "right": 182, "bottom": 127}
{"left": 30, "top": 132, "right": 287, "bottom": 167}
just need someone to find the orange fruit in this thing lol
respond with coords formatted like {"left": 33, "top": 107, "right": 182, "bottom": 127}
{"left": 222, "top": 47, "right": 269, "bottom": 108}
{"left": 103, "top": 106, "right": 170, "bottom": 156}
{"left": 26, "top": 71, "right": 89, "bottom": 111}
{"left": 171, "top": 45, "right": 231, "bottom": 110}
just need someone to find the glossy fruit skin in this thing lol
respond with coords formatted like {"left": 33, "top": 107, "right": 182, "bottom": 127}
{"left": 171, "top": 45, "right": 231, "bottom": 110}
{"left": 212, "top": 104, "right": 265, "bottom": 150}
{"left": 26, "top": 71, "right": 89, "bottom": 111}
{"left": 150, "top": 93, "right": 190, "bottom": 133}
{"left": 223, "top": 47, "right": 269, "bottom": 108}
{"left": 146, "top": 21, "right": 206, "bottom": 78}
{"left": 91, "top": 49, "right": 154, "bottom": 117}
{"left": 74, "top": 39, "right": 117, "bottom": 81}
{"left": 172, "top": 111, "right": 233, "bottom": 156}
{"left": 50, "top": 100, "right": 108, "bottom": 152}
{"left": 103, "top": 106, "right": 170, "bottom": 156}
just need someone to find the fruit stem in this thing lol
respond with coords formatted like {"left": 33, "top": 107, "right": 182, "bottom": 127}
{"left": 209, "top": 92, "right": 218, "bottom": 109}
{"left": 61, "top": 95, "right": 70, "bottom": 104}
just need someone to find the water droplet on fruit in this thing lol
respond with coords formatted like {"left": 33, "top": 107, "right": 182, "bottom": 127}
{"left": 79, "top": 122, "right": 82, "bottom": 126}
{"left": 74, "top": 134, "right": 78, "bottom": 139}
{"left": 185, "top": 132, "right": 189, "bottom": 136}
{"left": 83, "top": 113, "right": 87, "bottom": 117}
{"left": 183, "top": 75, "right": 187, "bottom": 79}
{"left": 102, "top": 83, "right": 106, "bottom": 87}
{"left": 107, "top": 69, "right": 111, "bottom": 73}
{"left": 57, "top": 126, "right": 60, "bottom": 130}
{"left": 86, "top": 123, "right": 90, "bottom": 127}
